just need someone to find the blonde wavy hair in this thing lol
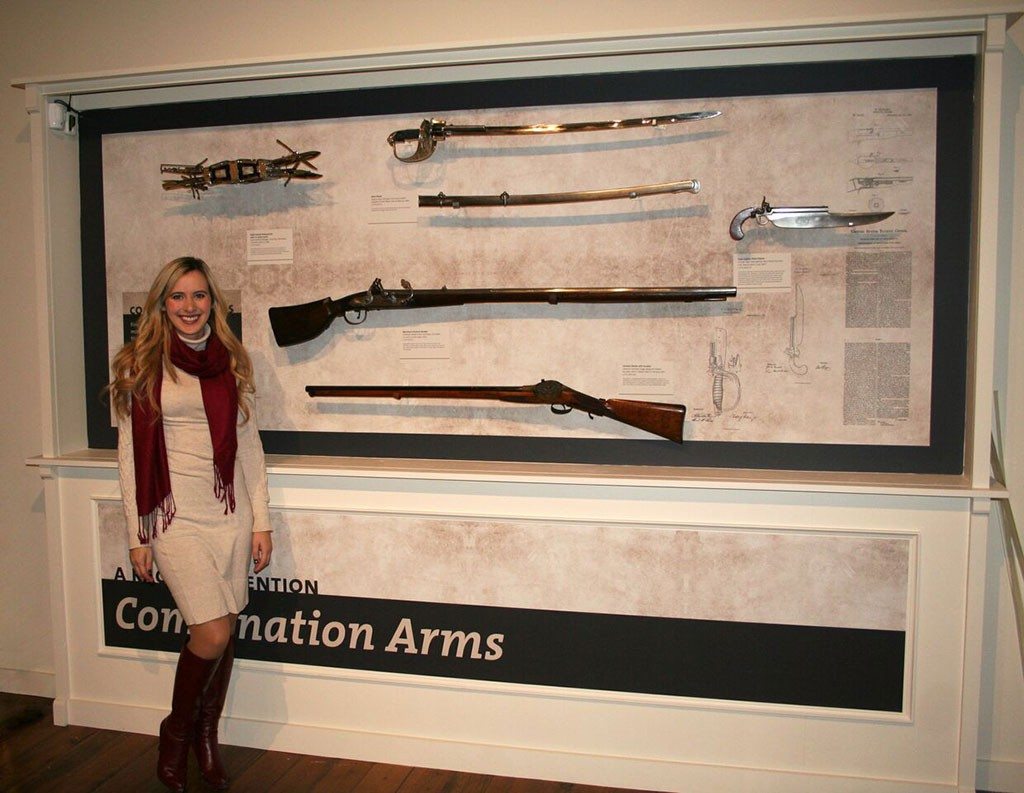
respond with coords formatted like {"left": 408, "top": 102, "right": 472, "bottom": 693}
{"left": 109, "top": 256, "right": 254, "bottom": 421}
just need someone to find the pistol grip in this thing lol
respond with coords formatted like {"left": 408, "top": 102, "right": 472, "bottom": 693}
{"left": 730, "top": 207, "right": 758, "bottom": 241}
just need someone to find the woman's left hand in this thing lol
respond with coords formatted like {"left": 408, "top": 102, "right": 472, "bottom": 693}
{"left": 252, "top": 531, "right": 273, "bottom": 573}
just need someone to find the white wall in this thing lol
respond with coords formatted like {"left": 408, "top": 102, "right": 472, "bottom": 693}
{"left": 3, "top": 0, "right": 1023, "bottom": 784}
{"left": 0, "top": 2, "right": 51, "bottom": 697}
{"left": 981, "top": 18, "right": 1024, "bottom": 792}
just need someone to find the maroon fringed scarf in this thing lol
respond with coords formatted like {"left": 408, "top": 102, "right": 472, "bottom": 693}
{"left": 132, "top": 331, "right": 239, "bottom": 544}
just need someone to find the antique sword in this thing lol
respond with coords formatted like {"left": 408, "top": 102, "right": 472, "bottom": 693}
{"left": 420, "top": 179, "right": 700, "bottom": 209}
{"left": 388, "top": 110, "right": 721, "bottom": 162}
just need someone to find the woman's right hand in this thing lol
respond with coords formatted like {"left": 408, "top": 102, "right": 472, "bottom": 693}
{"left": 129, "top": 546, "right": 155, "bottom": 582}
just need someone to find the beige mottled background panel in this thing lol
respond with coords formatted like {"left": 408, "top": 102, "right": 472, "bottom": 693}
{"left": 97, "top": 502, "right": 910, "bottom": 631}
{"left": 102, "top": 88, "right": 935, "bottom": 445}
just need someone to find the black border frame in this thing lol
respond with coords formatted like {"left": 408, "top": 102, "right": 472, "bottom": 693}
{"left": 80, "top": 55, "right": 975, "bottom": 474}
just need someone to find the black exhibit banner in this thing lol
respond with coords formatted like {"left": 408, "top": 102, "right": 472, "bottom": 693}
{"left": 102, "top": 579, "right": 904, "bottom": 712}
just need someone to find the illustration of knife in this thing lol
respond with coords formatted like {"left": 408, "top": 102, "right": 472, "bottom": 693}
{"left": 729, "top": 197, "right": 894, "bottom": 240}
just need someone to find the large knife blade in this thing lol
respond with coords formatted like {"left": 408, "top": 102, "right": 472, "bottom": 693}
{"left": 730, "top": 198, "right": 894, "bottom": 240}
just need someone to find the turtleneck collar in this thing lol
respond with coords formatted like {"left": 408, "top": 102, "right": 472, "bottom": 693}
{"left": 178, "top": 323, "right": 211, "bottom": 351}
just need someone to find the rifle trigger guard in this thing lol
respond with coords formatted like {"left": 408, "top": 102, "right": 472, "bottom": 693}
{"left": 343, "top": 310, "right": 367, "bottom": 325}
{"left": 550, "top": 404, "right": 572, "bottom": 415}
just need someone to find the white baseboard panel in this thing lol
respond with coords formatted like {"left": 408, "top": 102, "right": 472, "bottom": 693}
{"left": 0, "top": 667, "right": 55, "bottom": 698}
{"left": 977, "top": 759, "right": 1024, "bottom": 793}
{"left": 67, "top": 698, "right": 161, "bottom": 736}
{"left": 65, "top": 698, "right": 959, "bottom": 793}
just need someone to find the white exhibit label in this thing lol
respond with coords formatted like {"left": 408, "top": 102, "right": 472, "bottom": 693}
{"left": 247, "top": 229, "right": 293, "bottom": 264}
{"left": 368, "top": 193, "right": 418, "bottom": 224}
{"left": 734, "top": 252, "right": 792, "bottom": 292}
{"left": 618, "top": 362, "right": 675, "bottom": 395}
{"left": 400, "top": 327, "right": 452, "bottom": 360}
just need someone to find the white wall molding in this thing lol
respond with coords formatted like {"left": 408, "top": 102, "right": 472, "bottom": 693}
{"left": 977, "top": 758, "right": 1024, "bottom": 792}
{"left": 12, "top": 16, "right": 988, "bottom": 95}
{"left": 65, "top": 695, "right": 975, "bottom": 793}
{"left": 0, "top": 668, "right": 55, "bottom": 698}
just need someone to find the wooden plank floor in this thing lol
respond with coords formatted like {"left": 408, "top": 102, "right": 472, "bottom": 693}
{"left": 0, "top": 693, "right": 653, "bottom": 793}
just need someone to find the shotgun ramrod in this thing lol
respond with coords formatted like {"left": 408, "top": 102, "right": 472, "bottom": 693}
{"left": 305, "top": 379, "right": 686, "bottom": 443}
{"left": 269, "top": 278, "right": 737, "bottom": 347}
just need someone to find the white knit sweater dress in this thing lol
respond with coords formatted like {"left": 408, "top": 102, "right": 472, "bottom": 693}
{"left": 117, "top": 351, "right": 272, "bottom": 626}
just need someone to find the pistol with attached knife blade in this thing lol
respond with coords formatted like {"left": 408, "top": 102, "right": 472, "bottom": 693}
{"left": 730, "top": 197, "right": 894, "bottom": 240}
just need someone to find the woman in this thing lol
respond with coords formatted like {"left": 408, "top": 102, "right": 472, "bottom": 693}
{"left": 110, "top": 256, "right": 272, "bottom": 792}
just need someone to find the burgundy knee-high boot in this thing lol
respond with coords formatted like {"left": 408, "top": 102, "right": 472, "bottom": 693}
{"left": 193, "top": 636, "right": 235, "bottom": 789}
{"left": 158, "top": 643, "right": 219, "bottom": 792}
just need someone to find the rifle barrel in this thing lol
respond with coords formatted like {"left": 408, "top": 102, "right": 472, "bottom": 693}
{"left": 270, "top": 284, "right": 736, "bottom": 347}
{"left": 340, "top": 285, "right": 736, "bottom": 312}
{"left": 306, "top": 385, "right": 535, "bottom": 401}
{"left": 305, "top": 383, "right": 686, "bottom": 443}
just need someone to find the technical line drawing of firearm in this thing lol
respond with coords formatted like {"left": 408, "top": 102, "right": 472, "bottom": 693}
{"left": 708, "top": 328, "right": 741, "bottom": 414}
{"left": 386, "top": 110, "right": 721, "bottom": 162}
{"left": 268, "top": 278, "right": 736, "bottom": 347}
{"left": 848, "top": 121, "right": 909, "bottom": 142}
{"left": 305, "top": 379, "right": 686, "bottom": 443}
{"left": 848, "top": 176, "right": 912, "bottom": 192}
{"left": 854, "top": 152, "right": 911, "bottom": 170}
{"left": 785, "top": 285, "right": 808, "bottom": 376}
{"left": 729, "top": 197, "right": 893, "bottom": 240}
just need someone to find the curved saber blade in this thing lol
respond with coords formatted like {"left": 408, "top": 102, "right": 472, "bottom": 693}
{"left": 389, "top": 110, "right": 721, "bottom": 162}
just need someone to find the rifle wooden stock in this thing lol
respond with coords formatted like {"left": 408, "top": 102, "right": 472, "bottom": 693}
{"left": 268, "top": 297, "right": 334, "bottom": 347}
{"left": 269, "top": 280, "right": 737, "bottom": 347}
{"left": 601, "top": 398, "right": 686, "bottom": 443}
{"left": 305, "top": 380, "right": 686, "bottom": 443}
